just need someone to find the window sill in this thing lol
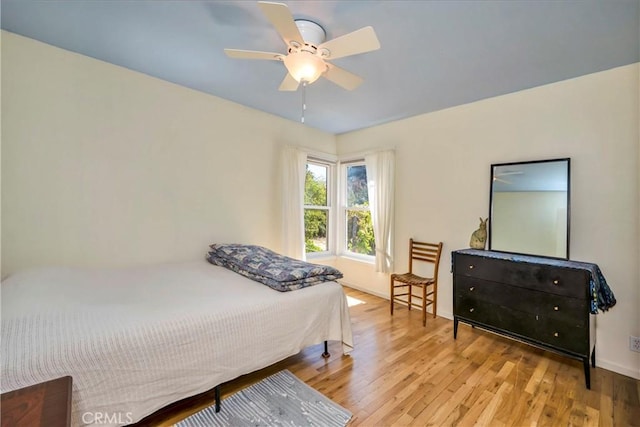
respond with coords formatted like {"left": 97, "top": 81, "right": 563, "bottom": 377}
{"left": 306, "top": 254, "right": 337, "bottom": 262}
{"left": 338, "top": 254, "right": 375, "bottom": 265}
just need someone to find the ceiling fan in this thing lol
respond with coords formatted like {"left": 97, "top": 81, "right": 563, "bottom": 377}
{"left": 224, "top": 1, "right": 381, "bottom": 91}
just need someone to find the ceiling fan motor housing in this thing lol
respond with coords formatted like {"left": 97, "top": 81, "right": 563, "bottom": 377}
{"left": 293, "top": 20, "right": 326, "bottom": 49}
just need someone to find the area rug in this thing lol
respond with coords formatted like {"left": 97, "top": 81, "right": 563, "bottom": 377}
{"left": 176, "top": 370, "right": 352, "bottom": 427}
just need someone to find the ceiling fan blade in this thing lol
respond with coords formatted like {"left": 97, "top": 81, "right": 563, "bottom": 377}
{"left": 257, "top": 1, "right": 304, "bottom": 46}
{"left": 318, "top": 26, "right": 380, "bottom": 60}
{"left": 279, "top": 73, "right": 299, "bottom": 91}
{"left": 323, "top": 63, "right": 363, "bottom": 91}
{"left": 224, "top": 49, "right": 283, "bottom": 60}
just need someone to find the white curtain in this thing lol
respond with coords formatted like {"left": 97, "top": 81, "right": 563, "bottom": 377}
{"left": 365, "top": 150, "right": 395, "bottom": 273}
{"left": 282, "top": 146, "right": 308, "bottom": 260}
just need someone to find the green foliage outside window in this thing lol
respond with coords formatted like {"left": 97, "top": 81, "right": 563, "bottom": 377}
{"left": 305, "top": 168, "right": 327, "bottom": 253}
{"left": 305, "top": 209, "right": 326, "bottom": 252}
{"left": 347, "top": 209, "right": 375, "bottom": 255}
{"left": 346, "top": 165, "right": 375, "bottom": 256}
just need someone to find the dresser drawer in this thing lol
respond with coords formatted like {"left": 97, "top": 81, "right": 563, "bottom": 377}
{"left": 534, "top": 317, "right": 589, "bottom": 355}
{"left": 455, "top": 297, "right": 588, "bottom": 355}
{"left": 538, "top": 298, "right": 589, "bottom": 327}
{"left": 454, "top": 297, "right": 537, "bottom": 340}
{"left": 454, "top": 276, "right": 588, "bottom": 327}
{"left": 453, "top": 253, "right": 588, "bottom": 299}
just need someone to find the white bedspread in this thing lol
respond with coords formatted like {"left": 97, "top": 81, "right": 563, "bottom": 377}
{"left": 1, "top": 261, "right": 353, "bottom": 426}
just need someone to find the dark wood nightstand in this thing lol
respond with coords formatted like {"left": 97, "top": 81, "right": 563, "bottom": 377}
{"left": 1, "top": 376, "right": 72, "bottom": 427}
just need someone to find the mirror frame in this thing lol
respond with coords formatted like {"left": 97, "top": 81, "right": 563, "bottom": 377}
{"left": 488, "top": 158, "right": 571, "bottom": 259}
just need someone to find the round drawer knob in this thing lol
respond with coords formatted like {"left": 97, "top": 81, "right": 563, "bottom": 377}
{"left": 469, "top": 286, "right": 475, "bottom": 291}
{"left": 554, "top": 306, "right": 559, "bottom": 311}
{"left": 469, "top": 265, "right": 474, "bottom": 269}
{"left": 469, "top": 308, "right": 475, "bottom": 312}
{"left": 553, "top": 279, "right": 559, "bottom": 285}
{"left": 554, "top": 332, "right": 559, "bottom": 337}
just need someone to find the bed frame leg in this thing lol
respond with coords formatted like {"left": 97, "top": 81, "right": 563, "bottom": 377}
{"left": 322, "top": 340, "right": 330, "bottom": 358}
{"left": 214, "top": 385, "right": 221, "bottom": 413}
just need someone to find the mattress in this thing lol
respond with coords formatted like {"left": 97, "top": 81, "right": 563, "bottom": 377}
{"left": 1, "top": 261, "right": 353, "bottom": 426}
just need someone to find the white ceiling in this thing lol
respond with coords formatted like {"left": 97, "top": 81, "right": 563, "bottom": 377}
{"left": 2, "top": 0, "right": 638, "bottom": 135}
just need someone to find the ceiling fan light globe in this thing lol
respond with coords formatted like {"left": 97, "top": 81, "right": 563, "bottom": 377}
{"left": 283, "top": 52, "right": 325, "bottom": 84}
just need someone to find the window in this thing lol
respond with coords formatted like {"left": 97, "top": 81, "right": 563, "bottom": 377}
{"left": 302, "top": 159, "right": 376, "bottom": 259}
{"left": 304, "top": 161, "right": 331, "bottom": 255}
{"left": 344, "top": 162, "right": 375, "bottom": 257}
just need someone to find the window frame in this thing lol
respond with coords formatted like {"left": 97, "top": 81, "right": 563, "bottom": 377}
{"left": 339, "top": 160, "right": 375, "bottom": 262}
{"left": 303, "top": 158, "right": 335, "bottom": 258}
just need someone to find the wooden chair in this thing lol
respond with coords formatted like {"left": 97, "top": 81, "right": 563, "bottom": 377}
{"left": 390, "top": 239, "right": 443, "bottom": 326}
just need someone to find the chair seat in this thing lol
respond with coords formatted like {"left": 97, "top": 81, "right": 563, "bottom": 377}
{"left": 391, "top": 272, "right": 434, "bottom": 286}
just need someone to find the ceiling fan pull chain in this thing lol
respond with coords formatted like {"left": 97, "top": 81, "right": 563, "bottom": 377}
{"left": 301, "top": 81, "right": 307, "bottom": 124}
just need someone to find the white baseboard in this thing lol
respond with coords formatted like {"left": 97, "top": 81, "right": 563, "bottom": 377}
{"left": 341, "top": 280, "right": 456, "bottom": 319}
{"left": 595, "top": 359, "right": 640, "bottom": 380}
{"left": 339, "top": 281, "right": 388, "bottom": 300}
{"left": 437, "top": 310, "right": 453, "bottom": 320}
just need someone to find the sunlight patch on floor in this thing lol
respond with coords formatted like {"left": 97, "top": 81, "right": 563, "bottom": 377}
{"left": 346, "top": 295, "right": 365, "bottom": 307}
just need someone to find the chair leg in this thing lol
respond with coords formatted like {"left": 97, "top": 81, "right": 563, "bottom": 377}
{"left": 390, "top": 278, "right": 394, "bottom": 316}
{"left": 432, "top": 283, "right": 437, "bottom": 319}
{"left": 422, "top": 285, "right": 427, "bottom": 326}
{"left": 408, "top": 285, "right": 412, "bottom": 311}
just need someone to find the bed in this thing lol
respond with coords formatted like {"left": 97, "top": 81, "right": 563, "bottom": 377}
{"left": 1, "top": 257, "right": 353, "bottom": 426}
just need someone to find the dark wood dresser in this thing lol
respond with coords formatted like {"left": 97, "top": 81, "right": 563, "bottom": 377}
{"left": 452, "top": 249, "right": 596, "bottom": 388}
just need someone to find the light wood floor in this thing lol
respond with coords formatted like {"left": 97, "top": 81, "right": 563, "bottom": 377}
{"left": 168, "top": 286, "right": 640, "bottom": 426}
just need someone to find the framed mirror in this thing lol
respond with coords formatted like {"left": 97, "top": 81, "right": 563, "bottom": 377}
{"left": 489, "top": 158, "right": 570, "bottom": 259}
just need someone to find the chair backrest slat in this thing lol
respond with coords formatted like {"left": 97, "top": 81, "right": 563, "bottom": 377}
{"left": 408, "top": 238, "right": 443, "bottom": 275}
{"left": 413, "top": 255, "right": 436, "bottom": 262}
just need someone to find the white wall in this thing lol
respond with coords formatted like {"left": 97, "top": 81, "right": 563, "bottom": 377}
{"left": 2, "top": 31, "right": 638, "bottom": 380}
{"left": 336, "top": 64, "right": 640, "bottom": 379}
{"left": 0, "top": 31, "right": 336, "bottom": 276}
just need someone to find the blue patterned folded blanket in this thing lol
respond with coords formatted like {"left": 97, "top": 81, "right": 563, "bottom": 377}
{"left": 207, "top": 244, "right": 343, "bottom": 292}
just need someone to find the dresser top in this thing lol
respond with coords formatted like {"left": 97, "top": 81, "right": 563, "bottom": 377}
{"left": 453, "top": 249, "right": 594, "bottom": 269}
